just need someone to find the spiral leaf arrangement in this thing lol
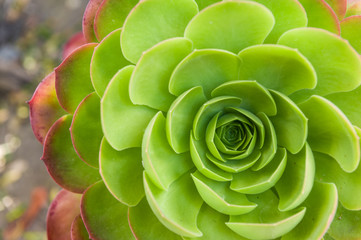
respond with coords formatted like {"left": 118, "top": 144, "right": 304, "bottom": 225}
{"left": 29, "top": 0, "right": 361, "bottom": 239}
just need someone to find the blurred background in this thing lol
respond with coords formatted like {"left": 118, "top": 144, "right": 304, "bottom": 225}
{"left": 0, "top": 0, "right": 88, "bottom": 239}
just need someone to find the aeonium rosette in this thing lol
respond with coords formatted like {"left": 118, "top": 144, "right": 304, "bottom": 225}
{"left": 28, "top": 0, "right": 361, "bottom": 239}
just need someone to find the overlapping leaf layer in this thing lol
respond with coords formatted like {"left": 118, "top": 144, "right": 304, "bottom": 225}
{"left": 29, "top": 0, "right": 361, "bottom": 239}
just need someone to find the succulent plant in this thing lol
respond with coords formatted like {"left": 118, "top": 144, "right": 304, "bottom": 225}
{"left": 28, "top": 0, "right": 361, "bottom": 239}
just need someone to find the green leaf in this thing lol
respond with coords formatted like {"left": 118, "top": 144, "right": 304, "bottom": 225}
{"left": 47, "top": 190, "right": 81, "bottom": 240}
{"left": 184, "top": 1, "right": 275, "bottom": 53}
{"left": 326, "top": 85, "right": 361, "bottom": 128}
{"left": 299, "top": 95, "right": 360, "bottom": 173}
{"left": 279, "top": 28, "right": 361, "bottom": 101}
{"left": 100, "top": 138, "right": 144, "bottom": 207}
{"left": 142, "top": 112, "right": 194, "bottom": 190}
{"left": 81, "top": 181, "right": 135, "bottom": 240}
{"left": 269, "top": 90, "right": 307, "bottom": 154}
{"left": 249, "top": 0, "right": 307, "bottom": 43}
{"left": 144, "top": 172, "right": 203, "bottom": 237}
{"left": 207, "top": 151, "right": 261, "bottom": 173}
{"left": 340, "top": 16, "right": 361, "bottom": 54}
{"left": 71, "top": 92, "right": 102, "bottom": 168}
{"left": 190, "top": 133, "right": 233, "bottom": 181}
{"left": 55, "top": 44, "right": 96, "bottom": 114}
{"left": 230, "top": 148, "right": 287, "bottom": 194}
{"left": 91, "top": 29, "right": 131, "bottom": 97}
{"left": 297, "top": 0, "right": 339, "bottom": 34}
{"left": 28, "top": 72, "right": 66, "bottom": 144}
{"left": 101, "top": 65, "right": 157, "bottom": 151}
{"left": 211, "top": 80, "right": 276, "bottom": 116}
{"left": 166, "top": 86, "right": 207, "bottom": 153}
{"left": 206, "top": 112, "right": 224, "bottom": 161}
{"left": 238, "top": 44, "right": 317, "bottom": 95}
{"left": 193, "top": 96, "right": 242, "bottom": 140}
{"left": 192, "top": 171, "right": 256, "bottom": 215}
{"left": 130, "top": 38, "right": 193, "bottom": 111}
{"left": 169, "top": 49, "right": 241, "bottom": 98}
{"left": 328, "top": 203, "right": 361, "bottom": 240}
{"left": 121, "top": 0, "right": 198, "bottom": 63}
{"left": 184, "top": 204, "right": 249, "bottom": 240}
{"left": 71, "top": 215, "right": 89, "bottom": 240}
{"left": 226, "top": 107, "right": 265, "bottom": 150}
{"left": 227, "top": 190, "right": 306, "bottom": 240}
{"left": 282, "top": 181, "right": 338, "bottom": 240}
{"left": 314, "top": 149, "right": 361, "bottom": 210}
{"left": 251, "top": 113, "right": 277, "bottom": 170}
{"left": 128, "top": 198, "right": 183, "bottom": 240}
{"left": 194, "top": 0, "right": 221, "bottom": 10}
{"left": 42, "top": 115, "right": 101, "bottom": 193}
{"left": 94, "top": 0, "right": 138, "bottom": 41}
{"left": 275, "top": 143, "right": 315, "bottom": 211}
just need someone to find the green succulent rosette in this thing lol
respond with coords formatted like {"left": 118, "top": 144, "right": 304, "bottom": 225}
{"left": 29, "top": 0, "right": 361, "bottom": 239}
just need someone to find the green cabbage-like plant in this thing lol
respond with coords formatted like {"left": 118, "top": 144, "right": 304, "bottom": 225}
{"left": 29, "top": 0, "right": 361, "bottom": 239}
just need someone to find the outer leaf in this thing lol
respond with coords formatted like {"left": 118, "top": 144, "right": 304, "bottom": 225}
{"left": 130, "top": 38, "right": 193, "bottom": 111}
{"left": 314, "top": 150, "right": 361, "bottom": 210}
{"left": 250, "top": 0, "right": 307, "bottom": 43}
{"left": 128, "top": 198, "right": 183, "bottom": 240}
{"left": 94, "top": 0, "right": 138, "bottom": 41}
{"left": 230, "top": 148, "right": 287, "bottom": 194}
{"left": 47, "top": 190, "right": 81, "bottom": 240}
{"left": 269, "top": 90, "right": 307, "bottom": 154}
{"left": 42, "top": 115, "right": 101, "bottom": 193}
{"left": 121, "top": 0, "right": 198, "bottom": 63}
{"left": 167, "top": 86, "right": 207, "bottom": 153}
{"left": 62, "top": 32, "right": 87, "bottom": 60}
{"left": 328, "top": 204, "right": 361, "bottom": 240}
{"left": 326, "top": 84, "right": 361, "bottom": 128}
{"left": 282, "top": 181, "right": 338, "bottom": 240}
{"left": 211, "top": 80, "right": 277, "bottom": 116}
{"left": 184, "top": 1, "right": 275, "bottom": 53}
{"left": 227, "top": 190, "right": 306, "bottom": 240}
{"left": 192, "top": 171, "right": 257, "bottom": 215}
{"left": 185, "top": 204, "right": 248, "bottom": 240}
{"left": 71, "top": 92, "right": 102, "bottom": 168}
{"left": 142, "top": 112, "right": 194, "bottom": 190}
{"left": 71, "top": 215, "right": 89, "bottom": 240}
{"left": 144, "top": 172, "right": 203, "bottom": 237}
{"left": 324, "top": 0, "right": 347, "bottom": 19}
{"left": 340, "top": 16, "right": 361, "bottom": 54}
{"left": 101, "top": 65, "right": 157, "bottom": 151}
{"left": 55, "top": 44, "right": 96, "bottom": 114}
{"left": 169, "top": 49, "right": 241, "bottom": 98}
{"left": 297, "top": 0, "right": 340, "bottom": 34}
{"left": 346, "top": 0, "right": 361, "bottom": 17}
{"left": 91, "top": 29, "right": 131, "bottom": 97}
{"left": 100, "top": 138, "right": 144, "bottom": 207}
{"left": 82, "top": 0, "right": 102, "bottom": 42}
{"left": 299, "top": 95, "right": 360, "bottom": 173}
{"left": 28, "top": 72, "right": 66, "bottom": 144}
{"left": 194, "top": 0, "right": 222, "bottom": 10}
{"left": 275, "top": 144, "right": 315, "bottom": 211}
{"left": 238, "top": 45, "right": 317, "bottom": 95}
{"left": 279, "top": 28, "right": 361, "bottom": 101}
{"left": 81, "top": 181, "right": 135, "bottom": 240}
